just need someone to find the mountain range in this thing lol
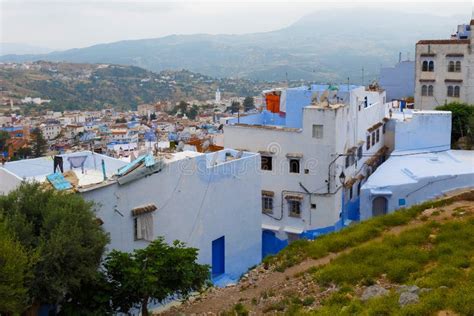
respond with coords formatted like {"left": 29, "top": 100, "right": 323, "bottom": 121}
{"left": 1, "top": 9, "right": 467, "bottom": 82}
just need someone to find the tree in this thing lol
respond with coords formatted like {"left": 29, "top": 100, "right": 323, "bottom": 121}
{"left": 230, "top": 101, "right": 240, "bottom": 114}
{"left": 115, "top": 117, "right": 127, "bottom": 123}
{"left": 30, "top": 128, "right": 47, "bottom": 157}
{"left": 11, "top": 147, "right": 32, "bottom": 161}
{"left": 187, "top": 105, "right": 199, "bottom": 120}
{"left": 0, "top": 130, "right": 9, "bottom": 152}
{"left": 0, "top": 182, "right": 109, "bottom": 312}
{"left": 0, "top": 221, "right": 32, "bottom": 314}
{"left": 150, "top": 112, "right": 157, "bottom": 120}
{"left": 243, "top": 96, "right": 255, "bottom": 112}
{"left": 104, "top": 238, "right": 209, "bottom": 316}
{"left": 436, "top": 102, "right": 474, "bottom": 147}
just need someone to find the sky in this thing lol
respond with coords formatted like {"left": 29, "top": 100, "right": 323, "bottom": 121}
{"left": 1, "top": 0, "right": 473, "bottom": 51}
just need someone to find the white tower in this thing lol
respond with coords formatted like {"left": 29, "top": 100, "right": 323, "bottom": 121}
{"left": 215, "top": 89, "right": 221, "bottom": 104}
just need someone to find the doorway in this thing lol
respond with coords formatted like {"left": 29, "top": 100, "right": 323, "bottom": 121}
{"left": 372, "top": 196, "right": 388, "bottom": 217}
{"left": 212, "top": 236, "right": 225, "bottom": 277}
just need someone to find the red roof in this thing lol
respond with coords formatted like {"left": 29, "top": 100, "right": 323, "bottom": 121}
{"left": 417, "top": 39, "right": 470, "bottom": 45}
{"left": 470, "top": 19, "right": 474, "bottom": 26}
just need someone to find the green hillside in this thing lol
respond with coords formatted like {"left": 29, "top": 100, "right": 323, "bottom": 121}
{"left": 0, "top": 61, "right": 265, "bottom": 111}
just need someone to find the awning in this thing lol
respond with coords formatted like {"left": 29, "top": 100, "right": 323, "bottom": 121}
{"left": 283, "top": 226, "right": 304, "bottom": 234}
{"left": 262, "top": 190, "right": 275, "bottom": 197}
{"left": 370, "top": 189, "right": 393, "bottom": 196}
{"left": 262, "top": 224, "right": 281, "bottom": 232}
{"left": 284, "top": 193, "right": 304, "bottom": 201}
{"left": 131, "top": 204, "right": 157, "bottom": 216}
{"left": 286, "top": 153, "right": 303, "bottom": 158}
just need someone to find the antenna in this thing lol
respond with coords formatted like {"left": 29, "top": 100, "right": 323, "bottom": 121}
{"left": 361, "top": 68, "right": 364, "bottom": 86}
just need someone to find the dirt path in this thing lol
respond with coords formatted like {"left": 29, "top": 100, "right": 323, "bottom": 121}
{"left": 160, "top": 193, "right": 474, "bottom": 315}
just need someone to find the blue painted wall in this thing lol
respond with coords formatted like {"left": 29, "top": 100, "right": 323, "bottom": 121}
{"left": 262, "top": 230, "right": 288, "bottom": 259}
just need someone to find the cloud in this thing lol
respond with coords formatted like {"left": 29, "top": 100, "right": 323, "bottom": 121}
{"left": 1, "top": 0, "right": 472, "bottom": 50}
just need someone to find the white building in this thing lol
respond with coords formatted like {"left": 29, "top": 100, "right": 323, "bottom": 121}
{"left": 360, "top": 110, "right": 474, "bottom": 218}
{"left": 415, "top": 19, "right": 474, "bottom": 110}
{"left": 0, "top": 149, "right": 262, "bottom": 285}
{"left": 40, "top": 123, "right": 62, "bottom": 140}
{"left": 223, "top": 84, "right": 389, "bottom": 257}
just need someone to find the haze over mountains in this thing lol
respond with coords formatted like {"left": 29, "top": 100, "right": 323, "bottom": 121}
{"left": 1, "top": 9, "right": 468, "bottom": 83}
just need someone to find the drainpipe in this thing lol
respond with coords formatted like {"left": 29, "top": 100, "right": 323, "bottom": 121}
{"left": 101, "top": 159, "right": 107, "bottom": 181}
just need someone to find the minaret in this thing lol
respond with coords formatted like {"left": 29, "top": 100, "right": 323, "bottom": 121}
{"left": 215, "top": 89, "right": 221, "bottom": 104}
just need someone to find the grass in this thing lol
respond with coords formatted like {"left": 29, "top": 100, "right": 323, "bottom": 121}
{"left": 264, "top": 193, "right": 471, "bottom": 271}
{"left": 304, "top": 217, "right": 474, "bottom": 315}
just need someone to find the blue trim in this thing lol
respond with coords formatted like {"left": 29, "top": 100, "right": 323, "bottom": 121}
{"left": 262, "top": 230, "right": 288, "bottom": 259}
{"left": 300, "top": 218, "right": 345, "bottom": 240}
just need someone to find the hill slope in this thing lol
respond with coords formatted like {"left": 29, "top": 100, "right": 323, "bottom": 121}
{"left": 0, "top": 9, "right": 465, "bottom": 82}
{"left": 164, "top": 190, "right": 474, "bottom": 315}
{"left": 0, "top": 61, "right": 263, "bottom": 111}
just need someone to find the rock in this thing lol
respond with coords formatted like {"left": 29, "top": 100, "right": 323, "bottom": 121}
{"left": 188, "top": 296, "right": 196, "bottom": 303}
{"left": 397, "top": 285, "right": 420, "bottom": 294}
{"left": 420, "top": 288, "right": 432, "bottom": 294}
{"left": 399, "top": 292, "right": 419, "bottom": 306}
{"left": 361, "top": 285, "right": 389, "bottom": 301}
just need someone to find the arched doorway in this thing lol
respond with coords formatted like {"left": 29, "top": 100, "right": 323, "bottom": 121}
{"left": 372, "top": 196, "right": 388, "bottom": 217}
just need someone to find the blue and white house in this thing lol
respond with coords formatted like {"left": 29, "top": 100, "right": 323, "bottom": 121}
{"left": 223, "top": 84, "right": 389, "bottom": 257}
{"left": 360, "top": 110, "right": 474, "bottom": 218}
{"left": 0, "top": 149, "right": 262, "bottom": 286}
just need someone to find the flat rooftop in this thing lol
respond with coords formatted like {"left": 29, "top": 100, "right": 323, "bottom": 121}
{"left": 362, "top": 150, "right": 474, "bottom": 188}
{"left": 1, "top": 149, "right": 258, "bottom": 191}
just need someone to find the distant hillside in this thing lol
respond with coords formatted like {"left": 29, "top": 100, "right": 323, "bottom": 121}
{"left": 0, "top": 61, "right": 265, "bottom": 111}
{"left": 0, "top": 9, "right": 467, "bottom": 82}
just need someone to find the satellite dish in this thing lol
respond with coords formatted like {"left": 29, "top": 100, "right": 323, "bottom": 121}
{"left": 202, "top": 140, "right": 210, "bottom": 151}
{"left": 320, "top": 90, "right": 329, "bottom": 103}
{"left": 311, "top": 92, "right": 319, "bottom": 104}
{"left": 176, "top": 141, "right": 185, "bottom": 152}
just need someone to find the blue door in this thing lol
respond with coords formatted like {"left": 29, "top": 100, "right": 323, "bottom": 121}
{"left": 212, "top": 236, "right": 225, "bottom": 277}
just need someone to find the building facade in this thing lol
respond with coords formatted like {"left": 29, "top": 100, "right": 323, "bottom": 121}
{"left": 360, "top": 110, "right": 474, "bottom": 218}
{"left": 223, "top": 84, "right": 389, "bottom": 257}
{"left": 0, "top": 149, "right": 262, "bottom": 285}
{"left": 379, "top": 60, "right": 415, "bottom": 101}
{"left": 415, "top": 19, "right": 474, "bottom": 110}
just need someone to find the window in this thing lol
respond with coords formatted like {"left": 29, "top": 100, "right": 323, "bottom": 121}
{"left": 428, "top": 85, "right": 434, "bottom": 96}
{"left": 289, "top": 159, "right": 300, "bottom": 173}
{"left": 288, "top": 200, "right": 301, "bottom": 217}
{"left": 357, "top": 146, "right": 363, "bottom": 160}
{"left": 421, "top": 85, "right": 428, "bottom": 96}
{"left": 312, "top": 124, "right": 324, "bottom": 138}
{"left": 261, "top": 155, "right": 272, "bottom": 170}
{"left": 399, "top": 198, "right": 406, "bottom": 206}
{"left": 134, "top": 213, "right": 154, "bottom": 241}
{"left": 366, "top": 135, "right": 371, "bottom": 150}
{"left": 447, "top": 85, "right": 454, "bottom": 97}
{"left": 455, "top": 61, "right": 461, "bottom": 72}
{"left": 422, "top": 60, "right": 428, "bottom": 71}
{"left": 428, "top": 61, "right": 434, "bottom": 72}
{"left": 448, "top": 61, "right": 455, "bottom": 72}
{"left": 382, "top": 123, "right": 386, "bottom": 134}
{"left": 454, "top": 86, "right": 460, "bottom": 98}
{"left": 371, "top": 132, "right": 376, "bottom": 146}
{"left": 262, "top": 193, "right": 273, "bottom": 214}
{"left": 349, "top": 186, "right": 353, "bottom": 200}
{"left": 357, "top": 182, "right": 361, "bottom": 196}
{"left": 376, "top": 129, "right": 380, "bottom": 143}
